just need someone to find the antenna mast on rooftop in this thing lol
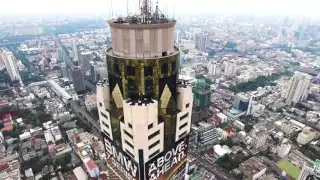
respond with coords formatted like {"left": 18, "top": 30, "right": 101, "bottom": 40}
{"left": 141, "top": 0, "right": 152, "bottom": 22}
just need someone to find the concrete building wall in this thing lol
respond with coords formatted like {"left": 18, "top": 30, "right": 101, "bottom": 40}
{"left": 97, "top": 80, "right": 112, "bottom": 140}
{"left": 109, "top": 21, "right": 176, "bottom": 59}
{"left": 122, "top": 99, "right": 163, "bottom": 162}
{"left": 176, "top": 85, "right": 193, "bottom": 142}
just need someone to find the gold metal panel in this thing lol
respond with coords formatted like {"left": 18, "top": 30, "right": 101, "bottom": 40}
{"left": 160, "top": 85, "right": 171, "bottom": 109}
{"left": 112, "top": 84, "right": 124, "bottom": 108}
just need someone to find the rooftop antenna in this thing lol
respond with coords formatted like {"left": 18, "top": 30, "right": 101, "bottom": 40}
{"left": 173, "top": 4, "right": 175, "bottom": 19}
{"left": 111, "top": 0, "right": 114, "bottom": 17}
{"left": 127, "top": 0, "right": 129, "bottom": 16}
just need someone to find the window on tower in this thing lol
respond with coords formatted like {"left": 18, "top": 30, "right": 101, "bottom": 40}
{"left": 161, "top": 63, "right": 168, "bottom": 74}
{"left": 126, "top": 66, "right": 135, "bottom": 76}
{"left": 144, "top": 66, "right": 153, "bottom": 76}
{"left": 172, "top": 61, "right": 176, "bottom": 72}
{"left": 127, "top": 79, "right": 136, "bottom": 92}
{"left": 145, "top": 79, "right": 153, "bottom": 96}
{"left": 114, "top": 63, "right": 120, "bottom": 74}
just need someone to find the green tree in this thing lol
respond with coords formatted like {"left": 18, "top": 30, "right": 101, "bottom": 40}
{"left": 55, "top": 153, "right": 72, "bottom": 166}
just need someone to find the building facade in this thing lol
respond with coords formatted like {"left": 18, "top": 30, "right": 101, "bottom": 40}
{"left": 284, "top": 72, "right": 311, "bottom": 105}
{"left": 223, "top": 61, "right": 237, "bottom": 76}
{"left": 71, "top": 66, "right": 86, "bottom": 94}
{"left": 80, "top": 51, "right": 92, "bottom": 73}
{"left": 1, "top": 51, "right": 23, "bottom": 86}
{"left": 97, "top": 4, "right": 193, "bottom": 180}
{"left": 298, "top": 161, "right": 320, "bottom": 180}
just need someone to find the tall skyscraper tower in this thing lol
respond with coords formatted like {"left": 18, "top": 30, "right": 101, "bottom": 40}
{"left": 97, "top": 1, "right": 193, "bottom": 179}
{"left": 80, "top": 51, "right": 92, "bottom": 73}
{"left": 1, "top": 51, "right": 23, "bottom": 86}
{"left": 284, "top": 72, "right": 311, "bottom": 105}
{"left": 71, "top": 66, "right": 86, "bottom": 94}
{"left": 60, "top": 62, "right": 69, "bottom": 79}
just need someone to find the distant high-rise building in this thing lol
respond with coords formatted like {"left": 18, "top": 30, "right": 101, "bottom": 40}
{"left": 72, "top": 39, "right": 81, "bottom": 64}
{"left": 71, "top": 66, "right": 86, "bottom": 94}
{"left": 80, "top": 51, "right": 92, "bottom": 73}
{"left": 1, "top": 51, "right": 23, "bottom": 86}
{"left": 193, "top": 79, "right": 211, "bottom": 110}
{"left": 90, "top": 61, "right": 108, "bottom": 83}
{"left": 97, "top": 1, "right": 193, "bottom": 179}
{"left": 175, "top": 30, "right": 181, "bottom": 43}
{"left": 60, "top": 62, "right": 69, "bottom": 79}
{"left": 284, "top": 72, "right": 311, "bottom": 105}
{"left": 195, "top": 33, "right": 208, "bottom": 51}
{"left": 223, "top": 61, "right": 237, "bottom": 76}
{"left": 57, "top": 47, "right": 67, "bottom": 62}
{"left": 207, "top": 61, "right": 217, "bottom": 76}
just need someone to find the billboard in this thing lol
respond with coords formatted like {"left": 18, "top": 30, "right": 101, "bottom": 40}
{"left": 145, "top": 136, "right": 189, "bottom": 180}
{"left": 104, "top": 136, "right": 139, "bottom": 180}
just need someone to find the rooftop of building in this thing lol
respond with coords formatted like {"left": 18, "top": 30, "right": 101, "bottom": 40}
{"left": 105, "top": 45, "right": 179, "bottom": 59}
{"left": 239, "top": 157, "right": 266, "bottom": 178}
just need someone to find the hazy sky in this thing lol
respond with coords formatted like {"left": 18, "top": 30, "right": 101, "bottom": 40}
{"left": 0, "top": 0, "right": 319, "bottom": 16}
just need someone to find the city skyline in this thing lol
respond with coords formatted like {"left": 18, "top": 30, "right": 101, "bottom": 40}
{"left": 1, "top": 0, "right": 320, "bottom": 17}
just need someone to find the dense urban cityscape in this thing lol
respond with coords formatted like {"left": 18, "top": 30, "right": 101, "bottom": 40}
{"left": 0, "top": 0, "right": 320, "bottom": 180}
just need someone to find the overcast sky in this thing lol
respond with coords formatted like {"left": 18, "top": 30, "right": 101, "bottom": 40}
{"left": 0, "top": 0, "right": 319, "bottom": 17}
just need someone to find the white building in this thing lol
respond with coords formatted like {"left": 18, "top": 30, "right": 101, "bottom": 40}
{"left": 247, "top": 99, "right": 265, "bottom": 116}
{"left": 284, "top": 72, "right": 311, "bottom": 105}
{"left": 216, "top": 113, "right": 228, "bottom": 123}
{"left": 73, "top": 166, "right": 88, "bottom": 180}
{"left": 297, "top": 127, "right": 316, "bottom": 145}
{"left": 233, "top": 120, "right": 245, "bottom": 130}
{"left": 85, "top": 94, "right": 97, "bottom": 111}
{"left": 213, "top": 144, "right": 231, "bottom": 159}
{"left": 51, "top": 126, "right": 62, "bottom": 142}
{"left": 207, "top": 61, "right": 217, "bottom": 76}
{"left": 1, "top": 51, "right": 23, "bottom": 86}
{"left": 223, "top": 61, "right": 237, "bottom": 76}
{"left": 181, "top": 68, "right": 196, "bottom": 78}
{"left": 44, "top": 130, "right": 55, "bottom": 144}
{"left": 72, "top": 38, "right": 79, "bottom": 62}
{"left": 277, "top": 138, "right": 291, "bottom": 158}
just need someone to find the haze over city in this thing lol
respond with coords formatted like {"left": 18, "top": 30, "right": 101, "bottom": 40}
{"left": 1, "top": 0, "right": 320, "bottom": 17}
{"left": 1, "top": 0, "right": 320, "bottom": 180}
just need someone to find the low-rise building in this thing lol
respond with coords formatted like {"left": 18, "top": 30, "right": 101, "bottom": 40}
{"left": 239, "top": 157, "right": 267, "bottom": 180}
{"left": 297, "top": 127, "right": 316, "bottom": 145}
{"left": 233, "top": 120, "right": 245, "bottom": 130}
{"left": 216, "top": 113, "right": 228, "bottom": 123}
{"left": 85, "top": 94, "right": 97, "bottom": 111}
{"left": 51, "top": 126, "right": 62, "bottom": 142}
{"left": 83, "top": 158, "right": 99, "bottom": 178}
{"left": 277, "top": 138, "right": 291, "bottom": 158}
